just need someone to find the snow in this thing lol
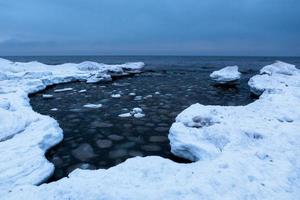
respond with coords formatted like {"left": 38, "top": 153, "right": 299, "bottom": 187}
{"left": 210, "top": 65, "right": 241, "bottom": 84}
{"left": 2, "top": 59, "right": 300, "bottom": 199}
{"left": 83, "top": 104, "right": 102, "bottom": 109}
{"left": 0, "top": 58, "right": 144, "bottom": 194}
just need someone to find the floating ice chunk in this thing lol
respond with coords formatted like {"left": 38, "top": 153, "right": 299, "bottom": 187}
{"left": 132, "top": 107, "right": 143, "bottom": 114}
{"left": 133, "top": 113, "right": 145, "bottom": 118}
{"left": 118, "top": 107, "right": 145, "bottom": 118}
{"left": 83, "top": 104, "right": 102, "bottom": 109}
{"left": 111, "top": 94, "right": 121, "bottom": 98}
{"left": 50, "top": 108, "right": 58, "bottom": 111}
{"left": 129, "top": 92, "right": 136, "bottom": 96}
{"left": 155, "top": 91, "right": 160, "bottom": 95}
{"left": 118, "top": 113, "right": 132, "bottom": 118}
{"left": 42, "top": 94, "right": 53, "bottom": 99}
{"left": 54, "top": 88, "right": 73, "bottom": 93}
{"left": 210, "top": 66, "right": 241, "bottom": 84}
{"left": 144, "top": 95, "right": 153, "bottom": 99}
{"left": 78, "top": 89, "right": 87, "bottom": 93}
{"left": 134, "top": 96, "right": 142, "bottom": 101}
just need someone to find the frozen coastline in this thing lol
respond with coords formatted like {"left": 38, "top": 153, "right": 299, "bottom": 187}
{"left": 1, "top": 59, "right": 300, "bottom": 199}
{"left": 0, "top": 58, "right": 144, "bottom": 193}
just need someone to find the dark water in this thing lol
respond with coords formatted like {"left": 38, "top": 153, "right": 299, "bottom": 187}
{"left": 26, "top": 56, "right": 300, "bottom": 182}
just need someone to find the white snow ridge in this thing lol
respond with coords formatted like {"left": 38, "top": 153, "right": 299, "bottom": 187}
{"left": 1, "top": 59, "right": 300, "bottom": 200}
{"left": 210, "top": 65, "right": 241, "bottom": 84}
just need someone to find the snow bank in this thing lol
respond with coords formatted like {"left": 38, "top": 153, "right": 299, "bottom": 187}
{"left": 210, "top": 65, "right": 241, "bottom": 84}
{"left": 2, "top": 60, "right": 300, "bottom": 200}
{"left": 0, "top": 58, "right": 144, "bottom": 194}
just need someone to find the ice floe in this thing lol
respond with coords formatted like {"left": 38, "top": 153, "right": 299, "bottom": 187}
{"left": 54, "top": 88, "right": 73, "bottom": 93}
{"left": 118, "top": 107, "right": 145, "bottom": 118}
{"left": 78, "top": 89, "right": 87, "bottom": 93}
{"left": 42, "top": 94, "right": 54, "bottom": 99}
{"left": 210, "top": 65, "right": 241, "bottom": 84}
{"left": 111, "top": 94, "right": 121, "bottom": 98}
{"left": 2, "top": 60, "right": 300, "bottom": 199}
{"left": 83, "top": 104, "right": 102, "bottom": 109}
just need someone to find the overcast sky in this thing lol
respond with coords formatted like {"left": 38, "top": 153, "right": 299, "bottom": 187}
{"left": 0, "top": 0, "right": 299, "bottom": 56}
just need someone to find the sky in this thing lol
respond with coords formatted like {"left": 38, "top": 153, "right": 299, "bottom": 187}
{"left": 0, "top": 0, "right": 299, "bottom": 56}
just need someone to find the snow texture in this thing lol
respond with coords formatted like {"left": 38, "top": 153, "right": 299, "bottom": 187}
{"left": 210, "top": 65, "right": 241, "bottom": 84}
{"left": 2, "top": 60, "right": 300, "bottom": 200}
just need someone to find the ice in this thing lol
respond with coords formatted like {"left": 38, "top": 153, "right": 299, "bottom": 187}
{"left": 118, "top": 113, "right": 132, "bottom": 118}
{"left": 210, "top": 66, "right": 241, "bottom": 84}
{"left": 42, "top": 94, "right": 54, "bottom": 99}
{"left": 133, "top": 113, "right": 145, "bottom": 118}
{"left": 111, "top": 94, "right": 121, "bottom": 98}
{"left": 54, "top": 88, "right": 73, "bottom": 92}
{"left": 83, "top": 104, "right": 102, "bottom": 109}
{"left": 78, "top": 89, "right": 87, "bottom": 93}
{"left": 2, "top": 59, "right": 300, "bottom": 199}
{"left": 0, "top": 58, "right": 144, "bottom": 194}
{"left": 118, "top": 107, "right": 145, "bottom": 118}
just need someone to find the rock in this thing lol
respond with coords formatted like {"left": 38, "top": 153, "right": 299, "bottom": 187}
{"left": 141, "top": 145, "right": 162, "bottom": 152}
{"left": 71, "top": 143, "right": 95, "bottom": 161}
{"left": 108, "top": 134, "right": 124, "bottom": 141}
{"left": 128, "top": 151, "right": 144, "bottom": 157}
{"left": 109, "top": 149, "right": 127, "bottom": 159}
{"left": 149, "top": 136, "right": 168, "bottom": 142}
{"left": 96, "top": 139, "right": 113, "bottom": 148}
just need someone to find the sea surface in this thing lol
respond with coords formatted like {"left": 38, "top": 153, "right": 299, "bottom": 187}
{"left": 6, "top": 56, "right": 299, "bottom": 182}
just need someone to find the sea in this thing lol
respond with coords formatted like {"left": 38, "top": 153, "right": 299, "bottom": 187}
{"left": 4, "top": 56, "right": 300, "bottom": 182}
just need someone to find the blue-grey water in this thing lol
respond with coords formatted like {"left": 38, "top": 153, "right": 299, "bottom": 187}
{"left": 16, "top": 56, "right": 299, "bottom": 182}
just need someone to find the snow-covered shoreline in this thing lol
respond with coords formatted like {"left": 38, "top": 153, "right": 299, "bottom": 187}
{"left": 1, "top": 59, "right": 300, "bottom": 199}
{"left": 0, "top": 58, "right": 144, "bottom": 194}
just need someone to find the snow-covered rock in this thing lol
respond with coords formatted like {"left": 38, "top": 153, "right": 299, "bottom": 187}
{"left": 0, "top": 58, "right": 144, "bottom": 194}
{"left": 210, "top": 66, "right": 241, "bottom": 84}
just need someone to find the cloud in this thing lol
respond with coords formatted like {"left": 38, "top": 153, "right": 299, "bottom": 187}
{"left": 0, "top": 0, "right": 299, "bottom": 55}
